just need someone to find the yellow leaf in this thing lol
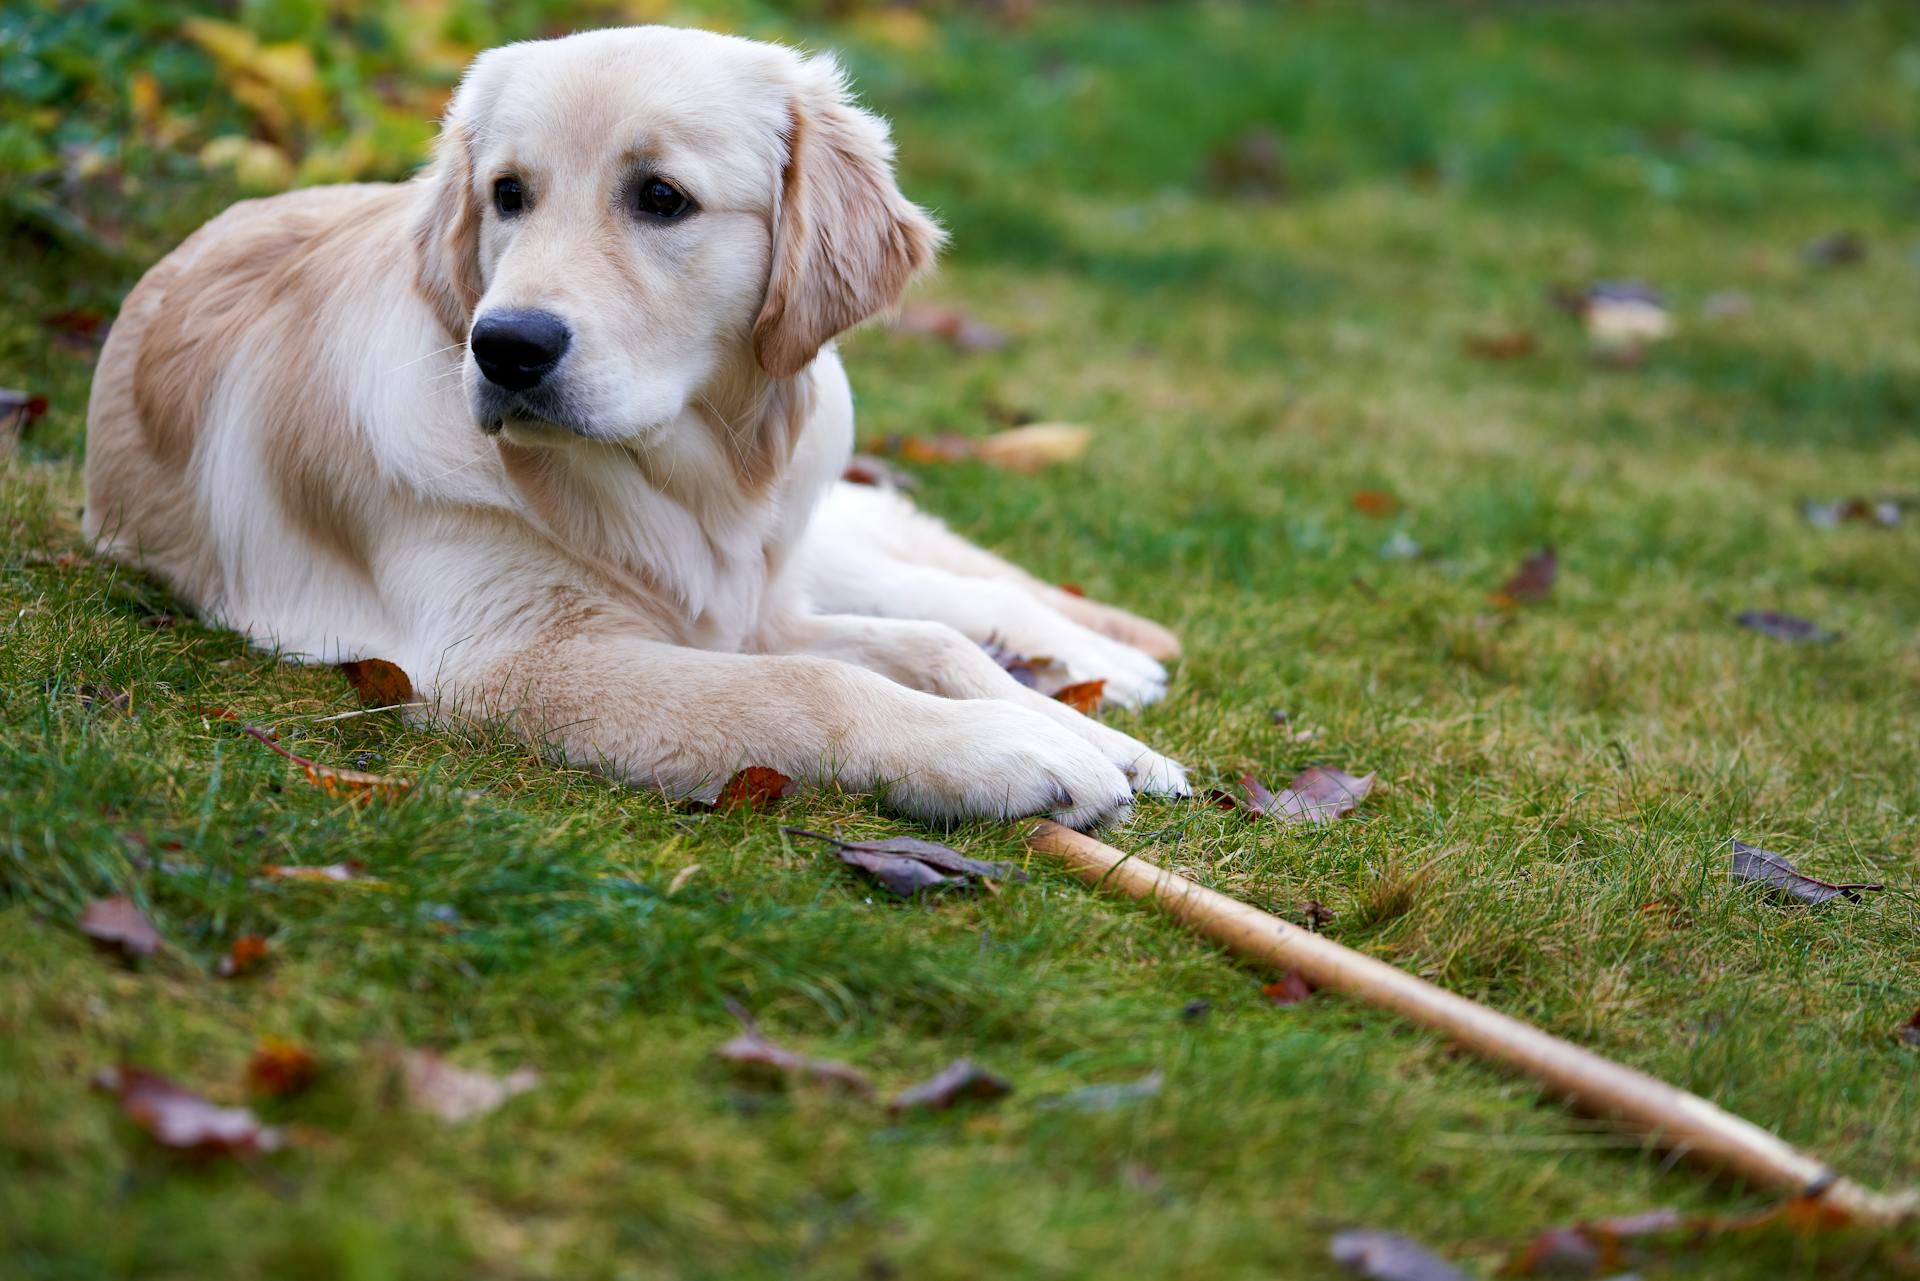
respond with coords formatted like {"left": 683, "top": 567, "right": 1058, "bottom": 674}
{"left": 970, "top": 423, "right": 1093, "bottom": 472}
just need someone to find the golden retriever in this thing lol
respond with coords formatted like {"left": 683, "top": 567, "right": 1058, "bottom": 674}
{"left": 84, "top": 26, "right": 1188, "bottom": 827}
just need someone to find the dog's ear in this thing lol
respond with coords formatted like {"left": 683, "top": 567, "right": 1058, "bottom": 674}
{"left": 413, "top": 121, "right": 484, "bottom": 340}
{"left": 753, "top": 57, "right": 945, "bottom": 379}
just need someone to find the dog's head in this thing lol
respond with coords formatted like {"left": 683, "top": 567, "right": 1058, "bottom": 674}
{"left": 414, "top": 27, "right": 942, "bottom": 446}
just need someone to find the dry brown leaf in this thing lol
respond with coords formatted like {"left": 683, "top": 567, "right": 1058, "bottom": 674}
{"left": 1462, "top": 331, "right": 1536, "bottom": 360}
{"left": 1225, "top": 767, "right": 1376, "bottom": 824}
{"left": 713, "top": 1011, "right": 874, "bottom": 1097}
{"left": 215, "top": 934, "right": 270, "bottom": 978}
{"left": 79, "top": 896, "right": 163, "bottom": 958}
{"left": 400, "top": 1049, "right": 539, "bottom": 1123}
{"left": 1735, "top": 610, "right": 1837, "bottom": 644}
{"left": 1900, "top": 1009, "right": 1920, "bottom": 1048}
{"left": 1506, "top": 1196, "right": 1857, "bottom": 1277}
{"left": 1350, "top": 490, "right": 1401, "bottom": 516}
{"left": 1053, "top": 679, "right": 1105, "bottom": 714}
{"left": 1730, "top": 840, "right": 1882, "bottom": 906}
{"left": 983, "top": 640, "right": 1072, "bottom": 694}
{"left": 841, "top": 454, "right": 918, "bottom": 489}
{"left": 969, "top": 422, "right": 1092, "bottom": 472}
{"left": 888, "top": 1059, "right": 1013, "bottom": 1115}
{"left": 93, "top": 1065, "right": 282, "bottom": 1155}
{"left": 1330, "top": 1231, "right": 1465, "bottom": 1281}
{"left": 242, "top": 725, "right": 411, "bottom": 799}
{"left": 1263, "top": 970, "right": 1316, "bottom": 1006}
{"left": 246, "top": 1037, "right": 317, "bottom": 1097}
{"left": 715, "top": 766, "right": 796, "bottom": 813}
{"left": 0, "top": 387, "right": 49, "bottom": 456}
{"left": 892, "top": 303, "right": 1010, "bottom": 352}
{"left": 338, "top": 658, "right": 414, "bottom": 707}
{"left": 1491, "top": 546, "right": 1557, "bottom": 608}
{"left": 786, "top": 827, "right": 1026, "bottom": 898}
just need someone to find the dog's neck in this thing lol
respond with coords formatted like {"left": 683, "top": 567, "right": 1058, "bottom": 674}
{"left": 493, "top": 359, "right": 823, "bottom": 646}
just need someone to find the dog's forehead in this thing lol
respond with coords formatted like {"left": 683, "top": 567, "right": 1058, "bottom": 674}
{"left": 472, "top": 29, "right": 793, "bottom": 204}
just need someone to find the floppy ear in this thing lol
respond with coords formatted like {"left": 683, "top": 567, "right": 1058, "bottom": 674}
{"left": 753, "top": 58, "right": 946, "bottom": 379}
{"left": 413, "top": 122, "right": 484, "bottom": 340}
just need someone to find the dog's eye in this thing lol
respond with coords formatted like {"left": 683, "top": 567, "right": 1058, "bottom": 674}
{"left": 631, "top": 177, "right": 692, "bottom": 221}
{"left": 493, "top": 176, "right": 526, "bottom": 217}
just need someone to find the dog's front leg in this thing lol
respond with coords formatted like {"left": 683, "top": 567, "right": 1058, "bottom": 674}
{"left": 452, "top": 626, "right": 1137, "bottom": 829}
{"left": 758, "top": 612, "right": 1189, "bottom": 798}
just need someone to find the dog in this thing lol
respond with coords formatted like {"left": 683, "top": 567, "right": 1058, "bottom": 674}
{"left": 84, "top": 26, "right": 1188, "bottom": 828}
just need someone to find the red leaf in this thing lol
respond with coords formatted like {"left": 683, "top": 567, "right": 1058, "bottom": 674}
{"left": 338, "top": 658, "right": 414, "bottom": 707}
{"left": 1493, "top": 547, "right": 1557, "bottom": 607}
{"left": 79, "top": 896, "right": 163, "bottom": 958}
{"left": 1053, "top": 679, "right": 1105, "bottom": 714}
{"left": 215, "top": 934, "right": 270, "bottom": 978}
{"left": 93, "top": 1066, "right": 282, "bottom": 1155}
{"left": 715, "top": 766, "right": 796, "bottom": 813}
{"left": 1263, "top": 970, "right": 1316, "bottom": 1006}
{"left": 1350, "top": 489, "right": 1402, "bottom": 516}
{"left": 246, "top": 1037, "right": 317, "bottom": 1097}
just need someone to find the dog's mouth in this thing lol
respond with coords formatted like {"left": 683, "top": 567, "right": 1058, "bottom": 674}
{"left": 473, "top": 386, "right": 599, "bottom": 443}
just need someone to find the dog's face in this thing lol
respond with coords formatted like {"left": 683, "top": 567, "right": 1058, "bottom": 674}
{"left": 414, "top": 27, "right": 942, "bottom": 448}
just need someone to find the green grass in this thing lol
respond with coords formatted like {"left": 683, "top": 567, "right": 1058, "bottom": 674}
{"left": 7, "top": 2, "right": 1920, "bottom": 1277}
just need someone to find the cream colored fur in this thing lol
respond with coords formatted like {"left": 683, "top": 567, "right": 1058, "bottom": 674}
{"left": 84, "top": 26, "right": 1187, "bottom": 828}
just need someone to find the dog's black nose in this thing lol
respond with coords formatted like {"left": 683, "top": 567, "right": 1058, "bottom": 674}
{"left": 470, "top": 310, "right": 571, "bottom": 391}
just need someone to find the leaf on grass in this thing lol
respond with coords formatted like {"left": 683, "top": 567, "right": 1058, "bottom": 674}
{"left": 247, "top": 1037, "right": 317, "bottom": 1097}
{"left": 261, "top": 860, "right": 370, "bottom": 884}
{"left": 1804, "top": 231, "right": 1865, "bottom": 267}
{"left": 1035, "top": 1071, "right": 1164, "bottom": 1113}
{"left": 1730, "top": 840, "right": 1882, "bottom": 906}
{"left": 75, "top": 683, "right": 134, "bottom": 716}
{"left": 1462, "top": 331, "right": 1536, "bottom": 360}
{"left": 1351, "top": 489, "right": 1402, "bottom": 516}
{"left": 889, "top": 1059, "right": 1013, "bottom": 1115}
{"left": 892, "top": 303, "right": 1010, "bottom": 352}
{"left": 982, "top": 640, "right": 1072, "bottom": 694}
{"left": 1, "top": 387, "right": 49, "bottom": 455}
{"left": 44, "top": 306, "right": 109, "bottom": 352}
{"left": 1800, "top": 497, "right": 1903, "bottom": 529}
{"left": 1263, "top": 970, "right": 1316, "bottom": 1006}
{"left": 215, "top": 934, "right": 270, "bottom": 978}
{"left": 1330, "top": 1229, "right": 1466, "bottom": 1281}
{"left": 785, "top": 827, "right": 1026, "bottom": 898}
{"left": 1898, "top": 1009, "right": 1920, "bottom": 1048}
{"left": 1053, "top": 679, "right": 1105, "bottom": 714}
{"left": 92, "top": 1066, "right": 282, "bottom": 1155}
{"left": 1576, "top": 281, "right": 1674, "bottom": 347}
{"left": 1222, "top": 767, "right": 1376, "bottom": 824}
{"left": 841, "top": 454, "right": 918, "bottom": 489}
{"left": 242, "top": 725, "right": 412, "bottom": 798}
{"left": 79, "top": 896, "right": 163, "bottom": 958}
{"left": 713, "top": 1010, "right": 874, "bottom": 1097}
{"left": 338, "top": 658, "right": 414, "bottom": 707}
{"left": 400, "top": 1049, "right": 539, "bottom": 1123}
{"left": 1491, "top": 547, "right": 1557, "bottom": 608}
{"left": 1507, "top": 1208, "right": 1687, "bottom": 1277}
{"left": 715, "top": 766, "right": 797, "bottom": 813}
{"left": 1735, "top": 610, "right": 1837, "bottom": 644}
{"left": 874, "top": 423, "right": 1092, "bottom": 473}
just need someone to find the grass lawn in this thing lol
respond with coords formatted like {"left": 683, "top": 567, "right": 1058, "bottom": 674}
{"left": 6, "top": 2, "right": 1920, "bottom": 1277}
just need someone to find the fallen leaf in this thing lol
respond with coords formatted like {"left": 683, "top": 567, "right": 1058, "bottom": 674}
{"left": 1507, "top": 1208, "right": 1688, "bottom": 1277}
{"left": 1898, "top": 1009, "right": 1920, "bottom": 1048}
{"left": 785, "top": 827, "right": 1027, "bottom": 898}
{"left": 1299, "top": 900, "right": 1336, "bottom": 931}
{"left": 1492, "top": 547, "right": 1557, "bottom": 607}
{"left": 1730, "top": 839, "right": 1882, "bottom": 906}
{"left": 1579, "top": 281, "right": 1673, "bottom": 346}
{"left": 92, "top": 1066, "right": 282, "bottom": 1155}
{"left": 400, "top": 1049, "right": 539, "bottom": 1123}
{"left": 214, "top": 934, "right": 270, "bottom": 978}
{"left": 982, "top": 640, "right": 1072, "bottom": 694}
{"left": 1053, "top": 679, "right": 1105, "bottom": 714}
{"left": 713, "top": 1010, "right": 874, "bottom": 1097}
{"left": 0, "top": 387, "right": 49, "bottom": 455}
{"left": 1330, "top": 1229, "right": 1466, "bottom": 1281}
{"left": 1035, "top": 1071, "right": 1164, "bottom": 1112}
{"left": 666, "top": 864, "right": 702, "bottom": 896}
{"left": 1263, "top": 970, "right": 1316, "bottom": 1006}
{"left": 261, "top": 860, "right": 369, "bottom": 883}
{"left": 246, "top": 1037, "right": 317, "bottom": 1096}
{"left": 79, "top": 896, "right": 163, "bottom": 958}
{"left": 338, "top": 658, "right": 414, "bottom": 707}
{"left": 1804, "top": 231, "right": 1865, "bottom": 267}
{"left": 892, "top": 303, "right": 1010, "bottom": 352}
{"left": 75, "top": 683, "right": 134, "bottom": 716}
{"left": 1351, "top": 489, "right": 1402, "bottom": 516}
{"left": 841, "top": 454, "right": 918, "bottom": 489}
{"left": 1205, "top": 126, "right": 1287, "bottom": 199}
{"left": 1800, "top": 497, "right": 1902, "bottom": 529}
{"left": 889, "top": 1059, "right": 1013, "bottom": 1115}
{"left": 43, "top": 306, "right": 109, "bottom": 352}
{"left": 715, "top": 766, "right": 796, "bottom": 813}
{"left": 969, "top": 422, "right": 1092, "bottom": 472}
{"left": 1734, "top": 610, "right": 1836, "bottom": 644}
{"left": 1225, "top": 767, "right": 1376, "bottom": 824}
{"left": 1056, "top": 582, "right": 1086, "bottom": 597}
{"left": 1462, "top": 331, "right": 1536, "bottom": 360}
{"left": 242, "top": 725, "right": 412, "bottom": 798}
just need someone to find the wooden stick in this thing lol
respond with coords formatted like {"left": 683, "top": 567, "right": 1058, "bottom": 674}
{"left": 1026, "top": 820, "right": 1919, "bottom": 1225}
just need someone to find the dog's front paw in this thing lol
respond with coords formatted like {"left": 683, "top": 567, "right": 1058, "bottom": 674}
{"left": 887, "top": 701, "right": 1135, "bottom": 830}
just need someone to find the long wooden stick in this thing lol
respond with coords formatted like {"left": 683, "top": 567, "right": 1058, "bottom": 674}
{"left": 1026, "top": 820, "right": 1919, "bottom": 1225}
